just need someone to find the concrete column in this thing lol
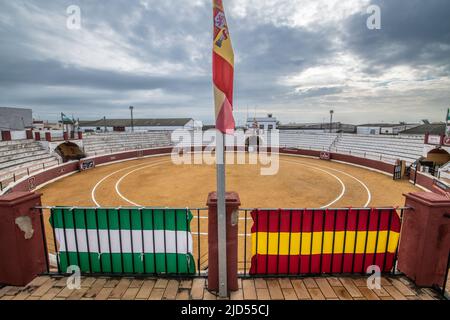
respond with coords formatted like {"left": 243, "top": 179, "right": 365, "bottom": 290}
{"left": 399, "top": 192, "right": 450, "bottom": 288}
{"left": 45, "top": 132, "right": 52, "bottom": 142}
{"left": 63, "top": 132, "right": 69, "bottom": 141}
{"left": 34, "top": 132, "right": 41, "bottom": 141}
{"left": 26, "top": 130, "right": 33, "bottom": 140}
{"left": 0, "top": 192, "right": 48, "bottom": 286}
{"left": 207, "top": 192, "right": 241, "bottom": 294}
{"left": 1, "top": 131, "right": 12, "bottom": 141}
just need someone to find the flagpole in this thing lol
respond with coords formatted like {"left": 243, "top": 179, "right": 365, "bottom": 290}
{"left": 216, "top": 129, "right": 228, "bottom": 298}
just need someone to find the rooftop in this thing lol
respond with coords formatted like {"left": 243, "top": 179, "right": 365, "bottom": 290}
{"left": 279, "top": 123, "right": 356, "bottom": 133}
{"left": 79, "top": 118, "right": 193, "bottom": 128}
{"left": 357, "top": 123, "right": 417, "bottom": 128}
{"left": 399, "top": 123, "right": 446, "bottom": 135}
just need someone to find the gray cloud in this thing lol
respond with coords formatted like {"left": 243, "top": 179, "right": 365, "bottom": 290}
{"left": 0, "top": 0, "right": 449, "bottom": 125}
{"left": 344, "top": 0, "right": 450, "bottom": 73}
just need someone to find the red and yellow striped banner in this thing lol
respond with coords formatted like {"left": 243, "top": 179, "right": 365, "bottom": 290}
{"left": 213, "top": 0, "right": 235, "bottom": 134}
{"left": 250, "top": 209, "right": 401, "bottom": 275}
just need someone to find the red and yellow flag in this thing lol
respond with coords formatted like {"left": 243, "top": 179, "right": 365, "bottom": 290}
{"left": 213, "top": 0, "right": 235, "bottom": 134}
{"left": 250, "top": 209, "right": 401, "bottom": 275}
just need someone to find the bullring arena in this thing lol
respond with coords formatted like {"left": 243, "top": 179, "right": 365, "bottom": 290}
{"left": 1, "top": 131, "right": 449, "bottom": 300}
{"left": 41, "top": 154, "right": 417, "bottom": 209}
{"left": 38, "top": 151, "right": 419, "bottom": 272}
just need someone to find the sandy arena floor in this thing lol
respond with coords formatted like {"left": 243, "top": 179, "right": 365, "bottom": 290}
{"left": 39, "top": 153, "right": 420, "bottom": 271}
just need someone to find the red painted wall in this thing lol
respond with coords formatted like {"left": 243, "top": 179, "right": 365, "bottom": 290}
{"left": 8, "top": 147, "right": 174, "bottom": 193}
{"left": 5, "top": 146, "right": 416, "bottom": 194}
{"left": 331, "top": 153, "right": 395, "bottom": 175}
{"left": 279, "top": 148, "right": 395, "bottom": 175}
{"left": 409, "top": 169, "right": 435, "bottom": 191}
{"left": 10, "top": 162, "right": 79, "bottom": 193}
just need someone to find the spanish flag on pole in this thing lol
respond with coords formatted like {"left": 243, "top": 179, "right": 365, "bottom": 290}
{"left": 213, "top": 0, "right": 235, "bottom": 134}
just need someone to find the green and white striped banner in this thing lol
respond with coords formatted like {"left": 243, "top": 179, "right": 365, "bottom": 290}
{"left": 50, "top": 208, "right": 196, "bottom": 274}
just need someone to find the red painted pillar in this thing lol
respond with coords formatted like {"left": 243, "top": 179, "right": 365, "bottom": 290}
{"left": 34, "top": 132, "right": 41, "bottom": 141}
{"left": 45, "top": 132, "right": 52, "bottom": 142}
{"left": 77, "top": 131, "right": 83, "bottom": 140}
{"left": 1, "top": 131, "right": 12, "bottom": 141}
{"left": 207, "top": 192, "right": 241, "bottom": 294}
{"left": 0, "top": 192, "right": 48, "bottom": 286}
{"left": 63, "top": 132, "right": 69, "bottom": 141}
{"left": 26, "top": 130, "right": 33, "bottom": 140}
{"left": 398, "top": 192, "right": 450, "bottom": 287}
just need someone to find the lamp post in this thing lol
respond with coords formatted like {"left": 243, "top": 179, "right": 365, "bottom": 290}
{"left": 329, "top": 110, "right": 334, "bottom": 134}
{"left": 129, "top": 106, "right": 134, "bottom": 133}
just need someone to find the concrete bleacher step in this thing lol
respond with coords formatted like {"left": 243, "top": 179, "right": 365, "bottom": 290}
{"left": 0, "top": 141, "right": 42, "bottom": 152}
{"left": 338, "top": 141, "right": 423, "bottom": 150}
{"left": 0, "top": 146, "right": 43, "bottom": 157}
{"left": 0, "top": 150, "right": 50, "bottom": 165}
{"left": 337, "top": 141, "right": 423, "bottom": 151}
{"left": 0, "top": 157, "right": 59, "bottom": 181}
{"left": 339, "top": 140, "right": 424, "bottom": 148}
{"left": 330, "top": 147, "right": 419, "bottom": 163}
{"left": 0, "top": 153, "right": 57, "bottom": 171}
{"left": 335, "top": 143, "right": 423, "bottom": 155}
{"left": 0, "top": 139, "right": 33, "bottom": 146}
{"left": 85, "top": 139, "right": 172, "bottom": 146}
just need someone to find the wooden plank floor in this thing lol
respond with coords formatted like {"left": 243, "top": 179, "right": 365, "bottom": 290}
{"left": 0, "top": 275, "right": 445, "bottom": 300}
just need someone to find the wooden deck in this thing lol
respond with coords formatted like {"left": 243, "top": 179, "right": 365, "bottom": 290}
{"left": 0, "top": 275, "right": 446, "bottom": 300}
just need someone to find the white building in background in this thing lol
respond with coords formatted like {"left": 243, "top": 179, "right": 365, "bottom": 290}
{"left": 79, "top": 118, "right": 202, "bottom": 133}
{"left": 246, "top": 114, "right": 278, "bottom": 131}
{"left": 356, "top": 123, "right": 420, "bottom": 135}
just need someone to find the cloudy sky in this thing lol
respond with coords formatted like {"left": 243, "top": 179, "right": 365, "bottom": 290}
{"left": 0, "top": 0, "right": 449, "bottom": 125}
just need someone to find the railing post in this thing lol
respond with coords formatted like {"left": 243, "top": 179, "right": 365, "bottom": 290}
{"left": 0, "top": 191, "right": 47, "bottom": 286}
{"left": 207, "top": 191, "right": 241, "bottom": 295}
{"left": 26, "top": 130, "right": 33, "bottom": 140}
{"left": 398, "top": 192, "right": 450, "bottom": 288}
{"left": 1, "top": 131, "right": 12, "bottom": 141}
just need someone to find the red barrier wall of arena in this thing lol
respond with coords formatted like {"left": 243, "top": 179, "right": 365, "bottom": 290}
{"left": 9, "top": 162, "right": 79, "bottom": 193}
{"left": 4, "top": 146, "right": 424, "bottom": 195}
{"left": 409, "top": 169, "right": 435, "bottom": 191}
{"left": 279, "top": 148, "right": 395, "bottom": 175}
{"left": 91, "top": 147, "right": 172, "bottom": 166}
{"left": 330, "top": 153, "right": 395, "bottom": 175}
{"left": 7, "top": 147, "right": 173, "bottom": 194}
{"left": 279, "top": 148, "right": 321, "bottom": 158}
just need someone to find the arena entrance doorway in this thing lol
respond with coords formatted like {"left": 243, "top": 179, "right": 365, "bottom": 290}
{"left": 422, "top": 148, "right": 450, "bottom": 176}
{"left": 55, "top": 142, "right": 85, "bottom": 162}
{"left": 426, "top": 148, "right": 450, "bottom": 165}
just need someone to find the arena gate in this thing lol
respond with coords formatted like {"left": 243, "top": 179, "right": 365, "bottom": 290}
{"left": 393, "top": 164, "right": 402, "bottom": 180}
{"left": 239, "top": 207, "right": 406, "bottom": 277}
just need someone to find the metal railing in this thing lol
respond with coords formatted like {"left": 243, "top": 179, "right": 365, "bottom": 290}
{"left": 433, "top": 252, "right": 450, "bottom": 299}
{"left": 238, "top": 207, "right": 407, "bottom": 278}
{"left": 37, "top": 206, "right": 208, "bottom": 278}
{"left": 0, "top": 159, "right": 61, "bottom": 192}
{"left": 86, "top": 143, "right": 174, "bottom": 157}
